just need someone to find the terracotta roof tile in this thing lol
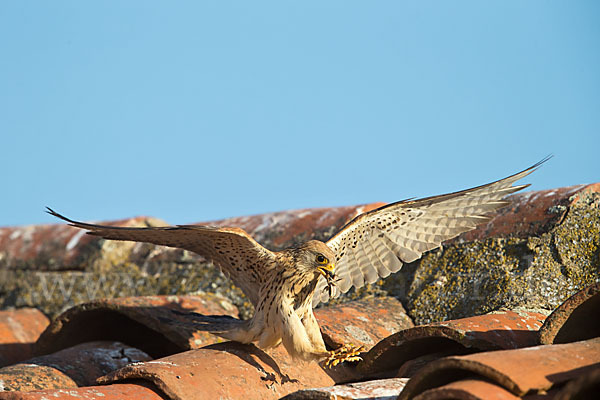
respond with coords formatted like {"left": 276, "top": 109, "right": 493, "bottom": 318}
{"left": 315, "top": 296, "right": 414, "bottom": 350}
{"left": 358, "top": 309, "right": 547, "bottom": 378}
{"left": 551, "top": 367, "right": 600, "bottom": 400}
{"left": 35, "top": 294, "right": 238, "bottom": 358}
{"left": 538, "top": 281, "right": 600, "bottom": 345}
{"left": 98, "top": 343, "right": 335, "bottom": 400}
{"left": 0, "top": 216, "right": 167, "bottom": 270}
{"left": 281, "top": 377, "right": 409, "bottom": 400}
{"left": 398, "top": 337, "right": 600, "bottom": 399}
{"left": 0, "top": 308, "right": 49, "bottom": 367}
{"left": 413, "top": 379, "right": 521, "bottom": 400}
{"left": 0, "top": 382, "right": 166, "bottom": 400}
{"left": 0, "top": 341, "right": 149, "bottom": 392}
{"left": 0, "top": 364, "right": 77, "bottom": 393}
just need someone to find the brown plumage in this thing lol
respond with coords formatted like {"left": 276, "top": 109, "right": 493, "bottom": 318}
{"left": 47, "top": 157, "right": 549, "bottom": 364}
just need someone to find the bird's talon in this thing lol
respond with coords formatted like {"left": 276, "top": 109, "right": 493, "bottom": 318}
{"left": 324, "top": 344, "right": 364, "bottom": 368}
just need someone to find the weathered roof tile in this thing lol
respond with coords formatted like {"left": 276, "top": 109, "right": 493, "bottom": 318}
{"left": 358, "top": 309, "right": 547, "bottom": 378}
{"left": 35, "top": 294, "right": 238, "bottom": 358}
{"left": 538, "top": 281, "right": 600, "bottom": 345}
{"left": 315, "top": 296, "right": 414, "bottom": 351}
{"left": 0, "top": 216, "right": 167, "bottom": 271}
{"left": 0, "top": 341, "right": 150, "bottom": 392}
{"left": 281, "top": 377, "right": 409, "bottom": 400}
{"left": 0, "top": 382, "right": 166, "bottom": 400}
{"left": 398, "top": 337, "right": 600, "bottom": 399}
{"left": 98, "top": 343, "right": 335, "bottom": 400}
{"left": 413, "top": 379, "right": 521, "bottom": 400}
{"left": 0, "top": 364, "right": 77, "bottom": 393}
{"left": 0, "top": 308, "right": 49, "bottom": 367}
{"left": 551, "top": 367, "right": 600, "bottom": 400}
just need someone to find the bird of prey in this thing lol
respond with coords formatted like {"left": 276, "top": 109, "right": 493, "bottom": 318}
{"left": 47, "top": 157, "right": 548, "bottom": 366}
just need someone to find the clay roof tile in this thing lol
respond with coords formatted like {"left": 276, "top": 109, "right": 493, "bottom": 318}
{"left": 358, "top": 309, "right": 547, "bottom": 378}
{"left": 398, "top": 337, "right": 600, "bottom": 399}
{"left": 538, "top": 282, "right": 600, "bottom": 345}
{"left": 0, "top": 382, "right": 165, "bottom": 400}
{"left": 0, "top": 308, "right": 49, "bottom": 367}
{"left": 0, "top": 341, "right": 150, "bottom": 392}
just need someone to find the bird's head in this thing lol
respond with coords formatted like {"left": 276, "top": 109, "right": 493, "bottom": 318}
{"left": 294, "top": 240, "right": 336, "bottom": 280}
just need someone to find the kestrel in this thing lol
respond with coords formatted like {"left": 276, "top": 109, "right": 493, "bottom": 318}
{"left": 47, "top": 158, "right": 548, "bottom": 366}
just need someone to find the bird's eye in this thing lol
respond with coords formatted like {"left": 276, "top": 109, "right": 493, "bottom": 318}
{"left": 316, "top": 254, "right": 328, "bottom": 264}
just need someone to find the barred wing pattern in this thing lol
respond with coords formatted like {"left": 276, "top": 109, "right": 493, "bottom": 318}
{"left": 314, "top": 157, "right": 550, "bottom": 306}
{"left": 46, "top": 208, "right": 274, "bottom": 306}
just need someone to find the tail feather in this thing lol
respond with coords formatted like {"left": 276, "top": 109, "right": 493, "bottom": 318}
{"left": 183, "top": 313, "right": 260, "bottom": 343}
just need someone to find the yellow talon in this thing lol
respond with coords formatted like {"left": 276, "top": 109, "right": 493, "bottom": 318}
{"left": 324, "top": 344, "right": 365, "bottom": 368}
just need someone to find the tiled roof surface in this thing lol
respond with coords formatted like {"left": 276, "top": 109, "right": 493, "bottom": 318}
{"left": 0, "top": 341, "right": 151, "bottom": 392}
{"left": 0, "top": 309, "right": 48, "bottom": 367}
{"left": 35, "top": 294, "right": 240, "bottom": 358}
{"left": 358, "top": 309, "right": 547, "bottom": 379}
{"left": 1, "top": 183, "right": 599, "bottom": 399}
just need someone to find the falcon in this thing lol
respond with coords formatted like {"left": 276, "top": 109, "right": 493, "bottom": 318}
{"left": 47, "top": 157, "right": 548, "bottom": 366}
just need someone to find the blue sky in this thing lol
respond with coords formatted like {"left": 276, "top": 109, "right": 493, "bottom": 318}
{"left": 1, "top": 1, "right": 598, "bottom": 227}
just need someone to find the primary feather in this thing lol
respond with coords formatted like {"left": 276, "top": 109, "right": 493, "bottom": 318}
{"left": 314, "top": 156, "right": 550, "bottom": 305}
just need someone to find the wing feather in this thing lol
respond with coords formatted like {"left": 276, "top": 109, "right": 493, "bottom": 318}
{"left": 46, "top": 208, "right": 273, "bottom": 306}
{"left": 314, "top": 157, "right": 550, "bottom": 306}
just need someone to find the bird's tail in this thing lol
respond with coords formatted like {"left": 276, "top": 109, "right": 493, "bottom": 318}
{"left": 185, "top": 313, "right": 260, "bottom": 343}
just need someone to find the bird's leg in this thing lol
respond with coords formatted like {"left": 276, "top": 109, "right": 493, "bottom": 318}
{"left": 324, "top": 344, "right": 365, "bottom": 368}
{"left": 298, "top": 291, "right": 363, "bottom": 368}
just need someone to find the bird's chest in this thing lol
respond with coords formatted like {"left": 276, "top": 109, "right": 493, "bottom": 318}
{"left": 292, "top": 276, "right": 318, "bottom": 311}
{"left": 259, "top": 269, "right": 316, "bottom": 313}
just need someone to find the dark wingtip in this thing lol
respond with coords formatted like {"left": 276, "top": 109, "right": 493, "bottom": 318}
{"left": 506, "top": 155, "right": 552, "bottom": 182}
{"left": 45, "top": 207, "right": 74, "bottom": 224}
{"left": 531, "top": 154, "right": 553, "bottom": 171}
{"left": 46, "top": 206, "right": 60, "bottom": 218}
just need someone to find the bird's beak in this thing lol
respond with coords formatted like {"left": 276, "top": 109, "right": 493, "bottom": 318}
{"left": 318, "top": 263, "right": 335, "bottom": 278}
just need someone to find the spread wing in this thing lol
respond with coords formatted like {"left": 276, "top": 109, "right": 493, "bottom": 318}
{"left": 313, "top": 157, "right": 550, "bottom": 306}
{"left": 46, "top": 208, "right": 274, "bottom": 306}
